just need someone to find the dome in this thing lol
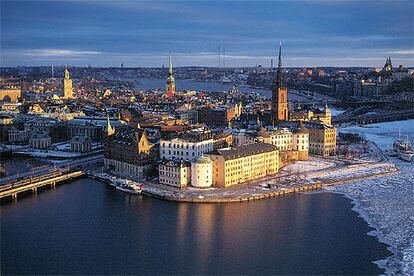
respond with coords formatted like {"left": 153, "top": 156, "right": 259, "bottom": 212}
{"left": 194, "top": 155, "right": 212, "bottom": 164}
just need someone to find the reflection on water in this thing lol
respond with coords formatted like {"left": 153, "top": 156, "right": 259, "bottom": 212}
{"left": 1, "top": 178, "right": 390, "bottom": 275}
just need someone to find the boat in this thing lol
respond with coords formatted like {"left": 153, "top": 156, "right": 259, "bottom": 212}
{"left": 115, "top": 179, "right": 142, "bottom": 194}
{"left": 384, "top": 148, "right": 398, "bottom": 157}
{"left": 393, "top": 134, "right": 414, "bottom": 162}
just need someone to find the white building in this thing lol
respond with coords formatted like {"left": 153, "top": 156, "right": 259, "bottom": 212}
{"left": 233, "top": 128, "right": 294, "bottom": 151}
{"left": 191, "top": 155, "right": 213, "bottom": 188}
{"left": 29, "top": 132, "right": 51, "bottom": 149}
{"left": 160, "top": 136, "right": 213, "bottom": 161}
{"left": 70, "top": 135, "right": 92, "bottom": 153}
{"left": 8, "top": 127, "right": 29, "bottom": 144}
{"left": 158, "top": 160, "right": 191, "bottom": 188}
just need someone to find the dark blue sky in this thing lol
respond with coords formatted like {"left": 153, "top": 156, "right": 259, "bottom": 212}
{"left": 1, "top": 0, "right": 413, "bottom": 67}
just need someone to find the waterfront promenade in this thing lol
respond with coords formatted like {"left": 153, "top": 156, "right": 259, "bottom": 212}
{"left": 137, "top": 160, "right": 398, "bottom": 203}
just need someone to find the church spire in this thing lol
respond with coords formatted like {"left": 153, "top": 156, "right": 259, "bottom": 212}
{"left": 276, "top": 42, "right": 283, "bottom": 88}
{"left": 169, "top": 53, "right": 173, "bottom": 75}
{"left": 64, "top": 65, "right": 70, "bottom": 80}
{"left": 106, "top": 114, "right": 115, "bottom": 136}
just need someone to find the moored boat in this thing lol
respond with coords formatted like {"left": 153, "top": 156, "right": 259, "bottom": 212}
{"left": 393, "top": 134, "right": 414, "bottom": 162}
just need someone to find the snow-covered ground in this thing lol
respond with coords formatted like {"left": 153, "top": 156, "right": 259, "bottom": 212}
{"left": 330, "top": 119, "right": 414, "bottom": 275}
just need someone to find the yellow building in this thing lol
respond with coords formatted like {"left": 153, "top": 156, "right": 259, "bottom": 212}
{"left": 63, "top": 66, "right": 74, "bottom": 99}
{"left": 0, "top": 89, "right": 21, "bottom": 103}
{"left": 305, "top": 122, "right": 336, "bottom": 156}
{"left": 289, "top": 104, "right": 332, "bottom": 126}
{"left": 206, "top": 142, "right": 279, "bottom": 188}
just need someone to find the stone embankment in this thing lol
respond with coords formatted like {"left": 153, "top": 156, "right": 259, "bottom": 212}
{"left": 141, "top": 162, "right": 399, "bottom": 203}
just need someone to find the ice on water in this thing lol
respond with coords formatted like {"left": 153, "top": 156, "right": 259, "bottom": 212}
{"left": 331, "top": 119, "right": 414, "bottom": 275}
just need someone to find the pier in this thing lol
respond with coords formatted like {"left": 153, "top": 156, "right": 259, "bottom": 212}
{"left": 0, "top": 170, "right": 85, "bottom": 201}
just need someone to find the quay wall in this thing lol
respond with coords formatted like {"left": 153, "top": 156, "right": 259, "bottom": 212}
{"left": 141, "top": 168, "right": 399, "bottom": 203}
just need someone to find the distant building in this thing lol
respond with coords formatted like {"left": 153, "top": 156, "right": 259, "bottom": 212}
{"left": 206, "top": 142, "right": 279, "bottom": 188}
{"left": 290, "top": 104, "right": 332, "bottom": 125}
{"left": 197, "top": 107, "right": 236, "bottom": 128}
{"left": 165, "top": 54, "right": 176, "bottom": 99}
{"left": 382, "top": 56, "right": 393, "bottom": 73}
{"left": 70, "top": 135, "right": 92, "bottom": 153}
{"left": 8, "top": 127, "right": 29, "bottom": 144}
{"left": 63, "top": 66, "right": 74, "bottom": 99}
{"left": 0, "top": 89, "right": 21, "bottom": 103}
{"left": 29, "top": 131, "right": 51, "bottom": 149}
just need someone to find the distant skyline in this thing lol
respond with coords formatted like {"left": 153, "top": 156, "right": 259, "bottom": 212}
{"left": 1, "top": 0, "right": 413, "bottom": 68}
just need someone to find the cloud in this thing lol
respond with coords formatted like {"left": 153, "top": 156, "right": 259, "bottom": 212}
{"left": 382, "top": 50, "right": 414, "bottom": 55}
{"left": 21, "top": 49, "right": 102, "bottom": 57}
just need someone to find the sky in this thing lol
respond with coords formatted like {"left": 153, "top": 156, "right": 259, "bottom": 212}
{"left": 1, "top": 0, "right": 413, "bottom": 67}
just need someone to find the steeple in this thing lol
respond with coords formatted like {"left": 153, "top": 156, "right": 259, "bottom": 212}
{"left": 106, "top": 114, "right": 115, "bottom": 136}
{"left": 169, "top": 53, "right": 173, "bottom": 75}
{"left": 166, "top": 53, "right": 176, "bottom": 99}
{"left": 276, "top": 42, "right": 283, "bottom": 88}
{"left": 64, "top": 65, "right": 70, "bottom": 79}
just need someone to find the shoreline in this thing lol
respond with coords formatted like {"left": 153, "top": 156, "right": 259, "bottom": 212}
{"left": 139, "top": 165, "right": 399, "bottom": 203}
{"left": 324, "top": 190, "right": 398, "bottom": 275}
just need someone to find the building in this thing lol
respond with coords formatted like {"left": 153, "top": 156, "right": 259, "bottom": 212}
{"left": 158, "top": 160, "right": 191, "bottom": 188}
{"left": 289, "top": 104, "right": 332, "bottom": 126}
{"left": 205, "top": 142, "right": 279, "bottom": 188}
{"left": 271, "top": 43, "right": 288, "bottom": 125}
{"left": 213, "top": 131, "right": 233, "bottom": 150}
{"left": 191, "top": 155, "right": 213, "bottom": 188}
{"left": 383, "top": 56, "right": 393, "bottom": 73}
{"left": 292, "top": 121, "right": 309, "bottom": 160}
{"left": 197, "top": 107, "right": 236, "bottom": 128}
{"left": 70, "top": 135, "right": 92, "bottom": 153}
{"left": 305, "top": 122, "right": 337, "bottom": 156}
{"left": 104, "top": 127, "right": 156, "bottom": 179}
{"left": 63, "top": 66, "right": 74, "bottom": 99}
{"left": 29, "top": 132, "right": 52, "bottom": 149}
{"left": 1, "top": 103, "right": 21, "bottom": 112}
{"left": 165, "top": 54, "right": 175, "bottom": 99}
{"left": 8, "top": 127, "right": 29, "bottom": 144}
{"left": 0, "top": 89, "right": 21, "bottom": 103}
{"left": 67, "top": 116, "right": 124, "bottom": 142}
{"left": 160, "top": 128, "right": 213, "bottom": 161}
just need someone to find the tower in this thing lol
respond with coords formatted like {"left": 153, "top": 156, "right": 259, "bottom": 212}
{"left": 166, "top": 54, "right": 176, "bottom": 99}
{"left": 324, "top": 103, "right": 331, "bottom": 125}
{"left": 271, "top": 43, "right": 288, "bottom": 126}
{"left": 63, "top": 65, "right": 74, "bottom": 99}
{"left": 105, "top": 114, "right": 115, "bottom": 137}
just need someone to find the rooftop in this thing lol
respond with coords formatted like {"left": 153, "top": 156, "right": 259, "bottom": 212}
{"left": 207, "top": 142, "right": 277, "bottom": 160}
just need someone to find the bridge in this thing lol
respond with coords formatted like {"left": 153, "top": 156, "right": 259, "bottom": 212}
{"left": 0, "top": 170, "right": 85, "bottom": 200}
{"left": 0, "top": 153, "right": 103, "bottom": 185}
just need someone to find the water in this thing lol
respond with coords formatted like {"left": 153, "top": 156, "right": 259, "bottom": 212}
{"left": 1, "top": 178, "right": 390, "bottom": 275}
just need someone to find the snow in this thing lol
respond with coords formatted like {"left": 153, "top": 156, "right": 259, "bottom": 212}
{"left": 329, "top": 119, "right": 414, "bottom": 275}
{"left": 15, "top": 149, "right": 81, "bottom": 158}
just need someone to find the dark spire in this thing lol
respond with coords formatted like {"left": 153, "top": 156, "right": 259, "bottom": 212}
{"left": 276, "top": 42, "right": 283, "bottom": 88}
